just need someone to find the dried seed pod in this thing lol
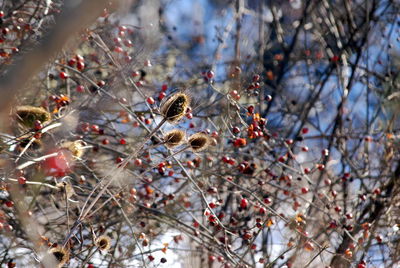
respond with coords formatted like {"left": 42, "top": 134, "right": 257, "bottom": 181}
{"left": 188, "top": 132, "right": 210, "bottom": 152}
{"left": 15, "top": 106, "right": 51, "bottom": 128}
{"left": 49, "top": 247, "right": 69, "bottom": 268}
{"left": 61, "top": 140, "right": 86, "bottom": 158}
{"left": 96, "top": 235, "right": 111, "bottom": 251}
{"left": 160, "top": 92, "right": 190, "bottom": 123}
{"left": 163, "top": 129, "right": 185, "bottom": 148}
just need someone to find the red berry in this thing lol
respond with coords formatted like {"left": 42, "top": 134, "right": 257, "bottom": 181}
{"left": 331, "top": 55, "right": 340, "bottom": 62}
{"left": 18, "top": 177, "right": 26, "bottom": 185}
{"left": 240, "top": 198, "right": 248, "bottom": 209}
{"left": 76, "top": 85, "right": 85, "bottom": 93}
{"left": 264, "top": 197, "right": 271, "bottom": 204}
{"left": 334, "top": 206, "right": 342, "bottom": 213}
{"left": 233, "top": 138, "right": 247, "bottom": 147}
{"left": 158, "top": 92, "right": 166, "bottom": 100}
{"left": 301, "top": 187, "right": 309, "bottom": 194}
{"left": 259, "top": 207, "right": 266, "bottom": 214}
{"left": 124, "top": 40, "right": 133, "bottom": 47}
{"left": 118, "top": 30, "right": 125, "bottom": 37}
{"left": 91, "top": 124, "right": 99, "bottom": 132}
{"left": 2, "top": 27, "right": 9, "bottom": 35}
{"left": 146, "top": 97, "right": 155, "bottom": 105}
{"left": 77, "top": 61, "right": 85, "bottom": 71}
{"left": 59, "top": 71, "right": 68, "bottom": 79}
{"left": 243, "top": 232, "right": 252, "bottom": 240}
{"left": 131, "top": 71, "right": 140, "bottom": 77}
{"left": 5, "top": 201, "right": 13, "bottom": 208}
{"left": 364, "top": 136, "right": 373, "bottom": 142}
{"left": 232, "top": 127, "right": 241, "bottom": 134}
{"left": 285, "top": 139, "right": 293, "bottom": 145}
{"left": 252, "top": 74, "right": 260, "bottom": 82}
{"left": 76, "top": 54, "right": 84, "bottom": 62}
{"left": 301, "top": 146, "right": 309, "bottom": 152}
{"left": 119, "top": 138, "right": 126, "bottom": 145}
{"left": 376, "top": 235, "right": 383, "bottom": 243}
{"left": 316, "top": 164, "right": 325, "bottom": 171}
{"left": 114, "top": 46, "right": 123, "bottom": 53}
{"left": 96, "top": 81, "right": 105, "bottom": 89}
{"left": 134, "top": 158, "right": 142, "bottom": 166}
{"left": 34, "top": 120, "right": 43, "bottom": 130}
{"left": 161, "top": 84, "right": 168, "bottom": 91}
{"left": 301, "top": 127, "right": 309, "bottom": 134}
{"left": 114, "top": 37, "right": 122, "bottom": 45}
{"left": 102, "top": 139, "right": 109, "bottom": 145}
{"left": 68, "top": 58, "right": 77, "bottom": 66}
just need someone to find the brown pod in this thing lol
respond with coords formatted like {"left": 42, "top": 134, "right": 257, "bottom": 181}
{"left": 49, "top": 247, "right": 69, "bottom": 268}
{"left": 188, "top": 132, "right": 210, "bottom": 152}
{"left": 163, "top": 129, "right": 185, "bottom": 148}
{"left": 15, "top": 106, "right": 51, "bottom": 128}
{"left": 160, "top": 93, "right": 190, "bottom": 123}
{"left": 96, "top": 235, "right": 112, "bottom": 251}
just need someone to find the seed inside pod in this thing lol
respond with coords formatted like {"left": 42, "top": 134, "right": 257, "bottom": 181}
{"left": 160, "top": 93, "right": 190, "bottom": 123}
{"left": 164, "top": 129, "right": 185, "bottom": 148}
{"left": 96, "top": 235, "right": 112, "bottom": 251}
{"left": 49, "top": 247, "right": 69, "bottom": 268}
{"left": 15, "top": 106, "right": 51, "bottom": 128}
{"left": 188, "top": 132, "right": 210, "bottom": 152}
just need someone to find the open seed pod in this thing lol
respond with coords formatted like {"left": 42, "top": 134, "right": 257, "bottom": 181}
{"left": 15, "top": 106, "right": 51, "bottom": 128}
{"left": 188, "top": 132, "right": 210, "bottom": 152}
{"left": 163, "top": 129, "right": 185, "bottom": 148}
{"left": 96, "top": 235, "right": 112, "bottom": 251}
{"left": 49, "top": 246, "right": 69, "bottom": 268}
{"left": 160, "top": 92, "right": 190, "bottom": 123}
